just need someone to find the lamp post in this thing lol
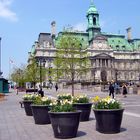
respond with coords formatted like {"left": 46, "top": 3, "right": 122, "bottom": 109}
{"left": 115, "top": 70, "right": 118, "bottom": 83}
{"left": 0, "top": 37, "right": 3, "bottom": 77}
{"left": 48, "top": 59, "right": 52, "bottom": 87}
{"left": 37, "top": 58, "right": 46, "bottom": 88}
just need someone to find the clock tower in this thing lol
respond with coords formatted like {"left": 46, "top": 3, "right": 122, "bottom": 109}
{"left": 86, "top": 0, "right": 101, "bottom": 43}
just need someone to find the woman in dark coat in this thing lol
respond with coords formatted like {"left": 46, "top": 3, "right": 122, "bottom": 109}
{"left": 122, "top": 84, "right": 127, "bottom": 97}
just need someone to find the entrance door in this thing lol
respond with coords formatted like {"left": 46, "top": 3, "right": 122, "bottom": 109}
{"left": 101, "top": 70, "right": 107, "bottom": 82}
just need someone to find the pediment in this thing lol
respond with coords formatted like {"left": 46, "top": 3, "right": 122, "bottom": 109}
{"left": 94, "top": 35, "right": 107, "bottom": 41}
{"left": 93, "top": 53, "right": 114, "bottom": 59}
{"left": 90, "top": 35, "right": 112, "bottom": 50}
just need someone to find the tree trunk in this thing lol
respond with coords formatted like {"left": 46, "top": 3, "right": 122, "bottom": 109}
{"left": 72, "top": 81, "right": 74, "bottom": 96}
{"left": 71, "top": 72, "right": 74, "bottom": 96}
{"left": 33, "top": 82, "right": 36, "bottom": 94}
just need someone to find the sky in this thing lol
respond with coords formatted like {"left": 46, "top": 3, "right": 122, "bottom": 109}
{"left": 0, "top": 0, "right": 140, "bottom": 79}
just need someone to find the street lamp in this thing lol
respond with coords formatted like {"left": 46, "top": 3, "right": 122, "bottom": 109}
{"left": 48, "top": 59, "right": 52, "bottom": 86}
{"left": 37, "top": 58, "right": 46, "bottom": 88}
{"left": 115, "top": 70, "right": 118, "bottom": 83}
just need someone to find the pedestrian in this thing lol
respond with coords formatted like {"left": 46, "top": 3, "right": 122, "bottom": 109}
{"left": 115, "top": 83, "right": 120, "bottom": 94}
{"left": 122, "top": 83, "right": 127, "bottom": 98}
{"left": 55, "top": 83, "right": 58, "bottom": 92}
{"left": 16, "top": 86, "right": 19, "bottom": 95}
{"left": 109, "top": 82, "right": 115, "bottom": 98}
{"left": 38, "top": 85, "right": 44, "bottom": 97}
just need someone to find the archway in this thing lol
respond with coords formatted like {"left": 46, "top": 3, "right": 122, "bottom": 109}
{"left": 101, "top": 70, "right": 107, "bottom": 82}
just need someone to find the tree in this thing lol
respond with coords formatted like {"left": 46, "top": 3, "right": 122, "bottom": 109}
{"left": 53, "top": 35, "right": 90, "bottom": 96}
{"left": 25, "top": 56, "right": 47, "bottom": 91}
{"left": 10, "top": 65, "right": 26, "bottom": 88}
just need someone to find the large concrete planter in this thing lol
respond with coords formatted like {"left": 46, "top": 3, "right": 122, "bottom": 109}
{"left": 49, "top": 111, "right": 81, "bottom": 139}
{"left": 31, "top": 105, "right": 51, "bottom": 124}
{"left": 93, "top": 108, "right": 124, "bottom": 134}
{"left": 23, "top": 100, "right": 33, "bottom": 116}
{"left": 73, "top": 103, "right": 92, "bottom": 121}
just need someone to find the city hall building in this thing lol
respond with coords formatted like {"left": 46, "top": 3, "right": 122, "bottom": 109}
{"left": 28, "top": 1, "right": 140, "bottom": 85}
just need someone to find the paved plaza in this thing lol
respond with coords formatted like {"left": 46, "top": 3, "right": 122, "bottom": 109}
{"left": 0, "top": 88, "right": 140, "bottom": 140}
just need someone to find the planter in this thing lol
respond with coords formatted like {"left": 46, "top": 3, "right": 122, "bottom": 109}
{"left": 73, "top": 103, "right": 92, "bottom": 121}
{"left": 49, "top": 111, "right": 81, "bottom": 139}
{"left": 31, "top": 105, "right": 51, "bottom": 124}
{"left": 93, "top": 108, "right": 124, "bottom": 134}
{"left": 23, "top": 100, "right": 33, "bottom": 116}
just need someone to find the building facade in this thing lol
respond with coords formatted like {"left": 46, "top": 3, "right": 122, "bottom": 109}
{"left": 28, "top": 1, "right": 140, "bottom": 85}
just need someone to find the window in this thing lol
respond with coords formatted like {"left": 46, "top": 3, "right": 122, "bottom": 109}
{"left": 116, "top": 45, "right": 119, "bottom": 51}
{"left": 93, "top": 17, "right": 96, "bottom": 25}
{"left": 122, "top": 46, "right": 126, "bottom": 51}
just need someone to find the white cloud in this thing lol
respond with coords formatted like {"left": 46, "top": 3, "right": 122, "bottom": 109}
{"left": 0, "top": 0, "right": 18, "bottom": 22}
{"left": 73, "top": 22, "right": 87, "bottom": 31}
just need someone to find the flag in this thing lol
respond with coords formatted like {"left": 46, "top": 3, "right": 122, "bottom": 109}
{"left": 9, "top": 58, "right": 14, "bottom": 64}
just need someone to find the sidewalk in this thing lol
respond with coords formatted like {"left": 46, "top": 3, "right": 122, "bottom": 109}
{"left": 0, "top": 89, "right": 140, "bottom": 140}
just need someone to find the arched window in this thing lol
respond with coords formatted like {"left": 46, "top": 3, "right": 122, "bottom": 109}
{"left": 130, "top": 72, "right": 134, "bottom": 79}
{"left": 93, "top": 17, "right": 96, "bottom": 25}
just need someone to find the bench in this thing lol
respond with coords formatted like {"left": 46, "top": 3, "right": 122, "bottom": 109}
{"left": 0, "top": 93, "right": 5, "bottom": 101}
{"left": 26, "top": 89, "right": 38, "bottom": 93}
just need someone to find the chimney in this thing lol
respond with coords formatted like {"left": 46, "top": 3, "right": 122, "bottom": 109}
{"left": 126, "top": 27, "right": 132, "bottom": 41}
{"left": 51, "top": 21, "right": 56, "bottom": 38}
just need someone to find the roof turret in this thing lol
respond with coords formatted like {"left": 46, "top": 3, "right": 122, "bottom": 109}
{"left": 87, "top": 0, "right": 98, "bottom": 15}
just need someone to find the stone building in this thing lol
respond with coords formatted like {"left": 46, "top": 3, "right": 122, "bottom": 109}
{"left": 28, "top": 1, "right": 140, "bottom": 85}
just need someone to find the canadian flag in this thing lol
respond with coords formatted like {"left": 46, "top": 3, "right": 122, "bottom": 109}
{"left": 9, "top": 58, "right": 14, "bottom": 64}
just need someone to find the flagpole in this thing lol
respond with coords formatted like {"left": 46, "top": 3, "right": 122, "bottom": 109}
{"left": 9, "top": 58, "right": 11, "bottom": 80}
{"left": 0, "top": 37, "right": 3, "bottom": 77}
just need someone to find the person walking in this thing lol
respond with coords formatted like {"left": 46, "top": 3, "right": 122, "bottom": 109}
{"left": 122, "top": 83, "right": 127, "bottom": 97}
{"left": 55, "top": 83, "right": 58, "bottom": 92}
{"left": 109, "top": 82, "right": 115, "bottom": 98}
{"left": 38, "top": 85, "right": 44, "bottom": 97}
{"left": 16, "top": 86, "right": 19, "bottom": 95}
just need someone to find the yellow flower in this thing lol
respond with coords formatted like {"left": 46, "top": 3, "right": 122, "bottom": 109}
{"left": 92, "top": 96, "right": 100, "bottom": 103}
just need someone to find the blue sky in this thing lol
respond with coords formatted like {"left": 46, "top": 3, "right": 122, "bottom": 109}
{"left": 0, "top": 0, "right": 140, "bottom": 78}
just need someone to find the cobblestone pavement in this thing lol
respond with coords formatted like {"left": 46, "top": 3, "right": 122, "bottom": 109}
{"left": 0, "top": 88, "right": 140, "bottom": 140}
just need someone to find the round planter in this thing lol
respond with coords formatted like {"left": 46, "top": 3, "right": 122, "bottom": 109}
{"left": 49, "top": 111, "right": 81, "bottom": 139}
{"left": 23, "top": 100, "right": 33, "bottom": 116}
{"left": 93, "top": 108, "right": 124, "bottom": 134}
{"left": 73, "top": 103, "right": 92, "bottom": 121}
{"left": 31, "top": 105, "right": 51, "bottom": 125}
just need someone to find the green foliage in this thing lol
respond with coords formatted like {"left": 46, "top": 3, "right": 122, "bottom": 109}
{"left": 25, "top": 56, "right": 47, "bottom": 89}
{"left": 57, "top": 94, "right": 72, "bottom": 101}
{"left": 92, "top": 96, "right": 122, "bottom": 109}
{"left": 10, "top": 66, "right": 26, "bottom": 88}
{"left": 50, "top": 100, "right": 75, "bottom": 112}
{"left": 33, "top": 96, "right": 52, "bottom": 105}
{"left": 73, "top": 95, "right": 90, "bottom": 103}
{"left": 53, "top": 34, "right": 90, "bottom": 95}
{"left": 22, "top": 94, "right": 39, "bottom": 101}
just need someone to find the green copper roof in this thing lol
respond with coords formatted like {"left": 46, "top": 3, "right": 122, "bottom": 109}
{"left": 87, "top": 0, "right": 98, "bottom": 15}
{"left": 108, "top": 37, "right": 134, "bottom": 51}
{"left": 55, "top": 32, "right": 89, "bottom": 49}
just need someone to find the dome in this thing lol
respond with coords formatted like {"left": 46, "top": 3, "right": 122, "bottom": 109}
{"left": 87, "top": 3, "right": 98, "bottom": 15}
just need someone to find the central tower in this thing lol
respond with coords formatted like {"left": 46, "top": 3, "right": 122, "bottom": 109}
{"left": 86, "top": 0, "right": 101, "bottom": 43}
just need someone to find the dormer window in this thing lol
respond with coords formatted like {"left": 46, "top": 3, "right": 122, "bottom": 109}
{"left": 122, "top": 46, "right": 126, "bottom": 51}
{"left": 116, "top": 45, "right": 119, "bottom": 51}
